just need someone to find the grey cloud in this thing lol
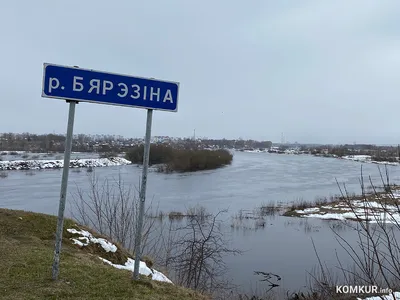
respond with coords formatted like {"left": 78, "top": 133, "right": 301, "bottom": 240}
{"left": 0, "top": 1, "right": 399, "bottom": 144}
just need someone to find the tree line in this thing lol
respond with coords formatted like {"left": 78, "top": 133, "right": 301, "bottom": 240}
{"left": 0, "top": 132, "right": 272, "bottom": 153}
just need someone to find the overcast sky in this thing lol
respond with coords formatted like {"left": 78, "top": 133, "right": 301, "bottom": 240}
{"left": 1, "top": 1, "right": 399, "bottom": 144}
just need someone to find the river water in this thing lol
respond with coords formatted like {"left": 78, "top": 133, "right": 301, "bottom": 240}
{"left": 1, "top": 151, "right": 400, "bottom": 296}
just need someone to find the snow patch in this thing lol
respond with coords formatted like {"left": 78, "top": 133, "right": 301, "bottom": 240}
{"left": 293, "top": 199, "right": 400, "bottom": 224}
{"left": 99, "top": 257, "right": 172, "bottom": 284}
{"left": 67, "top": 228, "right": 172, "bottom": 284}
{"left": 0, "top": 157, "right": 131, "bottom": 170}
{"left": 296, "top": 207, "right": 320, "bottom": 214}
{"left": 358, "top": 292, "right": 400, "bottom": 300}
{"left": 342, "top": 155, "right": 399, "bottom": 166}
{"left": 67, "top": 228, "right": 117, "bottom": 252}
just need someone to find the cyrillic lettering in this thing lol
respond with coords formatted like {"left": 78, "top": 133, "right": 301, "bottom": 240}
{"left": 88, "top": 79, "right": 100, "bottom": 94}
{"left": 48, "top": 77, "right": 60, "bottom": 93}
{"left": 131, "top": 84, "right": 140, "bottom": 99}
{"left": 143, "top": 86, "right": 147, "bottom": 100}
{"left": 163, "top": 89, "right": 174, "bottom": 103}
{"left": 72, "top": 76, "right": 84, "bottom": 92}
{"left": 150, "top": 87, "right": 160, "bottom": 101}
{"left": 102, "top": 80, "right": 113, "bottom": 95}
{"left": 117, "top": 83, "right": 128, "bottom": 97}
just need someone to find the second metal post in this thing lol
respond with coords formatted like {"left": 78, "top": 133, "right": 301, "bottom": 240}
{"left": 133, "top": 109, "right": 153, "bottom": 280}
{"left": 52, "top": 100, "right": 78, "bottom": 280}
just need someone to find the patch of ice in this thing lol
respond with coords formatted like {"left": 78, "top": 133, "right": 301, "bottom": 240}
{"left": 67, "top": 228, "right": 117, "bottom": 253}
{"left": 358, "top": 292, "right": 400, "bottom": 300}
{"left": 99, "top": 257, "right": 172, "bottom": 284}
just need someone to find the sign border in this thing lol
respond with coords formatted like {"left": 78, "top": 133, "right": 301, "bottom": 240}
{"left": 41, "top": 63, "right": 180, "bottom": 113}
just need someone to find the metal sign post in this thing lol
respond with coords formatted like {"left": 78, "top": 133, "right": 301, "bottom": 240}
{"left": 133, "top": 109, "right": 153, "bottom": 280}
{"left": 42, "top": 63, "right": 179, "bottom": 281}
{"left": 52, "top": 100, "right": 77, "bottom": 280}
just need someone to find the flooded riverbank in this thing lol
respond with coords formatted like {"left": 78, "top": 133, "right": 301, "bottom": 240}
{"left": 1, "top": 151, "right": 400, "bottom": 296}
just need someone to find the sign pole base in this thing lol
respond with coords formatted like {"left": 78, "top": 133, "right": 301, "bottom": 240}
{"left": 52, "top": 100, "right": 78, "bottom": 281}
{"left": 133, "top": 109, "right": 153, "bottom": 280}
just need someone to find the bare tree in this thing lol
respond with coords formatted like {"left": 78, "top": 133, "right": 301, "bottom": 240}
{"left": 70, "top": 174, "right": 244, "bottom": 297}
{"left": 165, "top": 206, "right": 242, "bottom": 296}
{"left": 308, "top": 166, "right": 400, "bottom": 299}
{"left": 70, "top": 170, "right": 159, "bottom": 254}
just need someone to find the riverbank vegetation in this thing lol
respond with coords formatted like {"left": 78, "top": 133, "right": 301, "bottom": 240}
{"left": 310, "top": 144, "right": 400, "bottom": 162}
{"left": 71, "top": 172, "right": 242, "bottom": 298}
{"left": 0, "top": 132, "right": 271, "bottom": 154}
{"left": 125, "top": 144, "right": 233, "bottom": 172}
{"left": 70, "top": 171, "right": 400, "bottom": 299}
{"left": 0, "top": 208, "right": 208, "bottom": 300}
{"left": 283, "top": 182, "right": 400, "bottom": 223}
{"left": 303, "top": 178, "right": 400, "bottom": 300}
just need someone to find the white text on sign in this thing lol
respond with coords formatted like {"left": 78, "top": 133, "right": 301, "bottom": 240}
{"left": 48, "top": 76, "right": 175, "bottom": 103}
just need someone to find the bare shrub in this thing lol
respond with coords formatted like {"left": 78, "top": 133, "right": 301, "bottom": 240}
{"left": 164, "top": 207, "right": 242, "bottom": 295}
{"left": 99, "top": 151, "right": 120, "bottom": 159}
{"left": 308, "top": 166, "right": 400, "bottom": 298}
{"left": 168, "top": 211, "right": 184, "bottom": 220}
{"left": 70, "top": 174, "right": 243, "bottom": 297}
{"left": 70, "top": 171, "right": 159, "bottom": 254}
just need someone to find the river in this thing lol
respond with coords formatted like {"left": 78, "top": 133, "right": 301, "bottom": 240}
{"left": 1, "top": 151, "right": 400, "bottom": 296}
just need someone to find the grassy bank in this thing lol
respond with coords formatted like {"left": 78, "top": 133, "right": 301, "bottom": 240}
{"left": 0, "top": 208, "right": 208, "bottom": 300}
{"left": 125, "top": 144, "right": 233, "bottom": 172}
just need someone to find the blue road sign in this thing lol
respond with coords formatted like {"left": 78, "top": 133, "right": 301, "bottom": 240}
{"left": 42, "top": 63, "right": 179, "bottom": 112}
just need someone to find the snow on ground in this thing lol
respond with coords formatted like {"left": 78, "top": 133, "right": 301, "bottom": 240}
{"left": 294, "top": 197, "right": 400, "bottom": 224}
{"left": 67, "top": 229, "right": 117, "bottom": 252}
{"left": 99, "top": 257, "right": 172, "bottom": 283}
{"left": 342, "top": 155, "right": 399, "bottom": 166}
{"left": 0, "top": 157, "right": 131, "bottom": 170}
{"left": 243, "top": 149, "right": 268, "bottom": 153}
{"left": 358, "top": 292, "right": 400, "bottom": 300}
{"left": 67, "top": 228, "right": 172, "bottom": 284}
{"left": 342, "top": 155, "right": 372, "bottom": 162}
